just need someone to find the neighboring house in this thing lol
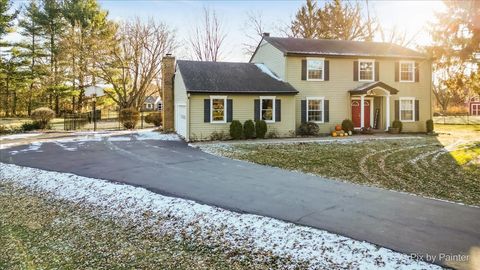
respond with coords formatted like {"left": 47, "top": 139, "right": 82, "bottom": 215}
{"left": 468, "top": 97, "right": 480, "bottom": 116}
{"left": 163, "top": 34, "right": 432, "bottom": 141}
{"left": 143, "top": 96, "right": 162, "bottom": 111}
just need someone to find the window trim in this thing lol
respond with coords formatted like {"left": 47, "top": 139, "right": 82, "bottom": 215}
{"left": 399, "top": 97, "right": 415, "bottom": 122}
{"left": 210, "top": 95, "right": 227, "bottom": 124}
{"left": 260, "top": 96, "right": 276, "bottom": 123}
{"left": 306, "top": 97, "right": 325, "bottom": 124}
{"left": 306, "top": 58, "right": 325, "bottom": 81}
{"left": 399, "top": 60, "right": 415, "bottom": 82}
{"left": 358, "top": 59, "right": 375, "bottom": 82}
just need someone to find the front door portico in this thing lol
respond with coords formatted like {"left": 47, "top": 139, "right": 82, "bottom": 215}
{"left": 352, "top": 99, "right": 372, "bottom": 128}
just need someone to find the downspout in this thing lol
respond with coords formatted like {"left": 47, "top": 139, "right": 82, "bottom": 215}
{"left": 187, "top": 93, "right": 191, "bottom": 142}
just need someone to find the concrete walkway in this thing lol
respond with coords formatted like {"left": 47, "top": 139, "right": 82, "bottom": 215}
{"left": 1, "top": 134, "right": 479, "bottom": 268}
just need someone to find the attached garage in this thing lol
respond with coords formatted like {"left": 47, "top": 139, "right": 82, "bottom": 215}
{"left": 175, "top": 104, "right": 187, "bottom": 138}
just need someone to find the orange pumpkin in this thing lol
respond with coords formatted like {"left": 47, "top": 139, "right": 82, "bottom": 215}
{"left": 331, "top": 131, "right": 337, "bottom": 137}
{"left": 335, "top": 125, "right": 342, "bottom": 131}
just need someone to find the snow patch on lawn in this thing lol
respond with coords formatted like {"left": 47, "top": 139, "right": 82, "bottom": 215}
{"left": 134, "top": 130, "right": 179, "bottom": 141}
{"left": 0, "top": 162, "right": 440, "bottom": 270}
{"left": 0, "top": 133, "right": 42, "bottom": 140}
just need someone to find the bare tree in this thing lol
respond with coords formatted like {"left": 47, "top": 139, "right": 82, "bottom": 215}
{"left": 97, "top": 18, "right": 176, "bottom": 109}
{"left": 379, "top": 25, "right": 420, "bottom": 48}
{"left": 188, "top": 7, "right": 226, "bottom": 62}
{"left": 242, "top": 10, "right": 266, "bottom": 55}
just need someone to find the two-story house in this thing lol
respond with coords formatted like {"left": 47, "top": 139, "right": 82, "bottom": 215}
{"left": 164, "top": 34, "right": 432, "bottom": 141}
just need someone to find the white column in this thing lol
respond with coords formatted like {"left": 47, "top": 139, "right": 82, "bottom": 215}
{"left": 360, "top": 95, "right": 365, "bottom": 128}
{"left": 385, "top": 95, "right": 390, "bottom": 131}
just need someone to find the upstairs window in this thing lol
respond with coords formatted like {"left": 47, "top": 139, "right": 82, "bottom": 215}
{"left": 400, "top": 61, "right": 415, "bottom": 82}
{"left": 260, "top": 97, "right": 275, "bottom": 122}
{"left": 307, "top": 59, "right": 324, "bottom": 81}
{"left": 359, "top": 59, "right": 374, "bottom": 81}
{"left": 211, "top": 97, "right": 226, "bottom": 123}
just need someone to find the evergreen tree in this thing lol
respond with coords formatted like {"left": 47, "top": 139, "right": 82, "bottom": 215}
{"left": 36, "top": 0, "right": 65, "bottom": 113}
{"left": 18, "top": 0, "right": 47, "bottom": 115}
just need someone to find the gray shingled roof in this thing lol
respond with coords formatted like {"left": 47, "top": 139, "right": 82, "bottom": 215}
{"left": 176, "top": 60, "right": 298, "bottom": 94}
{"left": 263, "top": 37, "right": 426, "bottom": 59}
{"left": 349, "top": 81, "right": 399, "bottom": 95}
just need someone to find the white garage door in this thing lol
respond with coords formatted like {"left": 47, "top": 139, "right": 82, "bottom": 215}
{"left": 175, "top": 104, "right": 187, "bottom": 138}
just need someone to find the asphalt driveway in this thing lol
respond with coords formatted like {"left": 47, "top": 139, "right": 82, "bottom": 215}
{"left": 1, "top": 133, "right": 479, "bottom": 267}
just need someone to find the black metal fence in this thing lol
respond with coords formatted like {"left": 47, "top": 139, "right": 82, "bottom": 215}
{"left": 63, "top": 109, "right": 158, "bottom": 131}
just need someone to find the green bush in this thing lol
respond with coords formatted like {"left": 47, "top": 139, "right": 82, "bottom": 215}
{"left": 255, "top": 120, "right": 267, "bottom": 139}
{"left": 392, "top": 120, "right": 403, "bottom": 132}
{"left": 243, "top": 120, "right": 255, "bottom": 139}
{"left": 341, "top": 119, "right": 354, "bottom": 132}
{"left": 21, "top": 121, "right": 42, "bottom": 131}
{"left": 119, "top": 108, "right": 140, "bottom": 129}
{"left": 229, "top": 120, "right": 243, "bottom": 139}
{"left": 145, "top": 112, "right": 162, "bottom": 127}
{"left": 426, "top": 119, "right": 434, "bottom": 133}
{"left": 298, "top": 122, "right": 320, "bottom": 136}
{"left": 31, "top": 107, "right": 55, "bottom": 129}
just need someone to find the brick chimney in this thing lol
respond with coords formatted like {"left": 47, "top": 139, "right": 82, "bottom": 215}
{"left": 262, "top": 32, "right": 270, "bottom": 37}
{"left": 161, "top": 54, "right": 175, "bottom": 131}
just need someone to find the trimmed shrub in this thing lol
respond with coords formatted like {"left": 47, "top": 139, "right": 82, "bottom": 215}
{"left": 119, "top": 108, "right": 140, "bottom": 129}
{"left": 229, "top": 120, "right": 243, "bottom": 139}
{"left": 392, "top": 120, "right": 403, "bottom": 132}
{"left": 31, "top": 107, "right": 55, "bottom": 129}
{"left": 21, "top": 121, "right": 42, "bottom": 131}
{"left": 145, "top": 112, "right": 162, "bottom": 127}
{"left": 298, "top": 122, "right": 320, "bottom": 136}
{"left": 255, "top": 120, "right": 267, "bottom": 139}
{"left": 341, "top": 119, "right": 354, "bottom": 132}
{"left": 426, "top": 119, "right": 434, "bottom": 133}
{"left": 243, "top": 120, "right": 255, "bottom": 139}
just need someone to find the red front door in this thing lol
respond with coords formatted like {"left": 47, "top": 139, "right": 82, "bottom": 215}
{"left": 352, "top": 99, "right": 371, "bottom": 128}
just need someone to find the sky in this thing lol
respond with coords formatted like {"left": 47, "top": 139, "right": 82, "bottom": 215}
{"left": 9, "top": 0, "right": 446, "bottom": 62}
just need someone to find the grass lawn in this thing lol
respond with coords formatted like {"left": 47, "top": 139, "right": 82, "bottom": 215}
{"left": 0, "top": 183, "right": 290, "bottom": 269}
{"left": 205, "top": 124, "right": 480, "bottom": 206}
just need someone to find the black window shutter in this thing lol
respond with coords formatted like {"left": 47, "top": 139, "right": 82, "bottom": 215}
{"left": 301, "top": 100, "right": 307, "bottom": 123}
{"left": 324, "top": 100, "right": 329, "bottom": 122}
{"left": 353, "top": 61, "right": 358, "bottom": 81}
{"left": 395, "top": 62, "right": 399, "bottom": 82}
{"left": 324, "top": 60, "right": 329, "bottom": 81}
{"left": 204, "top": 99, "right": 210, "bottom": 123}
{"left": 415, "top": 100, "right": 420, "bottom": 121}
{"left": 394, "top": 100, "right": 399, "bottom": 120}
{"left": 375, "top": 61, "right": 380, "bottom": 81}
{"left": 254, "top": 99, "right": 260, "bottom": 121}
{"left": 275, "top": 99, "right": 281, "bottom": 122}
{"left": 227, "top": 99, "right": 233, "bottom": 122}
{"left": 301, "top": 60, "right": 307, "bottom": 80}
{"left": 415, "top": 62, "right": 420, "bottom": 82}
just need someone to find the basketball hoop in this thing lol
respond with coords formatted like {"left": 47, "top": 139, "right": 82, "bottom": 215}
{"left": 85, "top": 86, "right": 105, "bottom": 97}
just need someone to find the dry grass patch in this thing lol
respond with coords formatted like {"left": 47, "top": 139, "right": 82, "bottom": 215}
{"left": 207, "top": 126, "right": 480, "bottom": 206}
